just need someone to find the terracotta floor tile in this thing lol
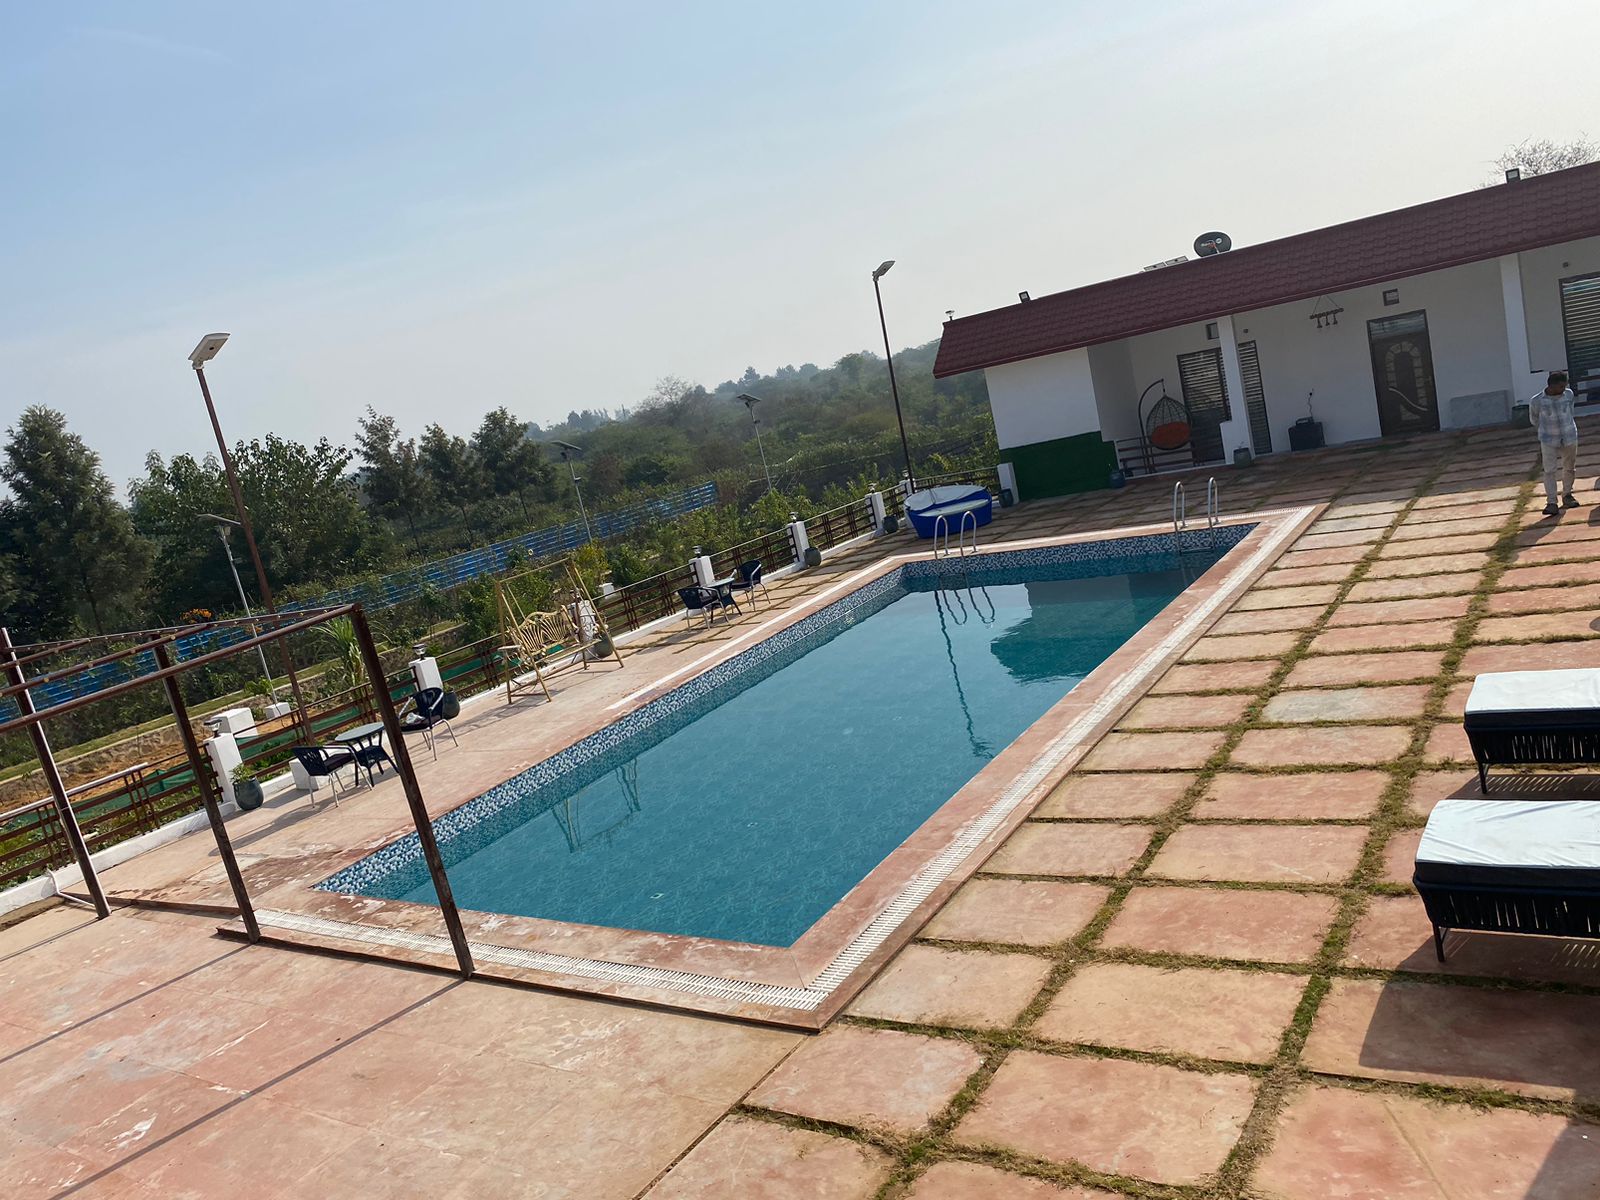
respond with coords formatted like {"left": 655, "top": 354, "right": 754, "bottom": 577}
{"left": 1440, "top": 679, "right": 1473, "bottom": 717}
{"left": 1232, "top": 725, "right": 1411, "bottom": 767}
{"left": 1182, "top": 631, "right": 1302, "bottom": 663}
{"left": 1364, "top": 551, "right": 1491, "bottom": 579}
{"left": 1459, "top": 640, "right": 1600, "bottom": 675}
{"left": 1148, "top": 659, "right": 1276, "bottom": 695}
{"left": 1254, "top": 1084, "right": 1600, "bottom": 1200}
{"left": 1345, "top": 571, "right": 1482, "bottom": 602}
{"left": 907, "top": 1160, "right": 1110, "bottom": 1199}
{"left": 644, "top": 1117, "right": 894, "bottom": 1199}
{"left": 1294, "top": 529, "right": 1382, "bottom": 551}
{"left": 1310, "top": 512, "right": 1398, "bottom": 533}
{"left": 1150, "top": 824, "right": 1367, "bottom": 885}
{"left": 1231, "top": 584, "right": 1340, "bottom": 610}
{"left": 1509, "top": 538, "right": 1600, "bottom": 566}
{"left": 1379, "top": 828, "right": 1421, "bottom": 884}
{"left": 1209, "top": 607, "right": 1322, "bottom": 636}
{"left": 747, "top": 1025, "right": 980, "bottom": 1134}
{"left": 1377, "top": 532, "right": 1499, "bottom": 558}
{"left": 1034, "top": 963, "right": 1303, "bottom": 1064}
{"left": 1406, "top": 767, "right": 1486, "bottom": 817}
{"left": 1101, "top": 886, "right": 1338, "bottom": 964}
{"left": 1326, "top": 595, "right": 1472, "bottom": 627}
{"left": 1277, "top": 544, "right": 1369, "bottom": 567}
{"left": 1117, "top": 692, "right": 1253, "bottom": 730}
{"left": 1255, "top": 564, "right": 1356, "bottom": 588}
{"left": 1262, "top": 685, "right": 1430, "bottom": 723}
{"left": 1500, "top": 559, "right": 1600, "bottom": 589}
{"left": 1344, "top": 895, "right": 1600, "bottom": 986}
{"left": 1423, "top": 722, "right": 1472, "bottom": 763}
{"left": 1281, "top": 650, "right": 1444, "bottom": 688}
{"left": 1035, "top": 772, "right": 1193, "bottom": 818}
{"left": 953, "top": 1051, "right": 1256, "bottom": 1186}
{"left": 847, "top": 944, "right": 1052, "bottom": 1029}
{"left": 1476, "top": 609, "right": 1600, "bottom": 643}
{"left": 922, "top": 879, "right": 1108, "bottom": 947}
{"left": 986, "top": 823, "right": 1152, "bottom": 878}
{"left": 1304, "top": 977, "right": 1600, "bottom": 1101}
{"left": 1079, "top": 730, "right": 1226, "bottom": 771}
{"left": 1309, "top": 620, "right": 1458, "bottom": 654}
{"left": 1486, "top": 581, "right": 1600, "bottom": 615}
{"left": 1388, "top": 515, "right": 1485, "bottom": 541}
{"left": 1193, "top": 770, "right": 1388, "bottom": 819}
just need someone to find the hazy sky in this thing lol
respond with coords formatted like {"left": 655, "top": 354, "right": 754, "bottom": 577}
{"left": 3, "top": 1, "right": 1597, "bottom": 488}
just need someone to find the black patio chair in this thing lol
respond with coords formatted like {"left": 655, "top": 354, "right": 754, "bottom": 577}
{"left": 290, "top": 745, "right": 358, "bottom": 804}
{"left": 678, "top": 585, "right": 738, "bottom": 628}
{"left": 398, "top": 686, "right": 461, "bottom": 760}
{"left": 726, "top": 560, "right": 768, "bottom": 608}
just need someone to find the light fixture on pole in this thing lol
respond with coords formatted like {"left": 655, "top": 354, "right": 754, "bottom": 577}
{"left": 870, "top": 260, "right": 916, "bottom": 494}
{"left": 188, "top": 333, "right": 310, "bottom": 732}
{"left": 736, "top": 393, "right": 774, "bottom": 494}
{"left": 198, "top": 513, "right": 275, "bottom": 687}
{"left": 550, "top": 440, "right": 594, "bottom": 544}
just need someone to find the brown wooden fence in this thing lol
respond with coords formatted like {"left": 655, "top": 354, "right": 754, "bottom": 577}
{"left": 806, "top": 499, "right": 876, "bottom": 552}
{"left": 706, "top": 525, "right": 798, "bottom": 583}
{"left": 597, "top": 566, "right": 697, "bottom": 635}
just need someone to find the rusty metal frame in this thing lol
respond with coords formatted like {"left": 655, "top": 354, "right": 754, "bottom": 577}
{"left": 0, "top": 607, "right": 475, "bottom": 977}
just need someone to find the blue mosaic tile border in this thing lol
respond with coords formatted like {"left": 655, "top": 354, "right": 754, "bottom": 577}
{"left": 318, "top": 524, "right": 1255, "bottom": 900}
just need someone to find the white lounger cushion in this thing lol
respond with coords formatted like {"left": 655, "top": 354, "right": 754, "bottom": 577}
{"left": 1465, "top": 669, "right": 1600, "bottom": 716}
{"left": 1415, "top": 798, "right": 1600, "bottom": 889}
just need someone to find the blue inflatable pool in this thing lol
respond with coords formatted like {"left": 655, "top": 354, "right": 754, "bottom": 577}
{"left": 905, "top": 485, "right": 994, "bottom": 539}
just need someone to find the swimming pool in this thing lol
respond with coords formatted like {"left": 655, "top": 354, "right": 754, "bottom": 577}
{"left": 322, "top": 533, "right": 1243, "bottom": 946}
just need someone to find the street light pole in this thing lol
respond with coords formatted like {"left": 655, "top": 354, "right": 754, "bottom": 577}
{"left": 188, "top": 334, "right": 310, "bottom": 732}
{"left": 551, "top": 441, "right": 593, "bottom": 544}
{"left": 871, "top": 260, "right": 916, "bottom": 494}
{"left": 737, "top": 393, "right": 774, "bottom": 494}
{"left": 199, "top": 514, "right": 275, "bottom": 687}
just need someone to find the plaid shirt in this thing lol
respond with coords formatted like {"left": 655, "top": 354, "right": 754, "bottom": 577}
{"left": 1530, "top": 388, "right": 1579, "bottom": 447}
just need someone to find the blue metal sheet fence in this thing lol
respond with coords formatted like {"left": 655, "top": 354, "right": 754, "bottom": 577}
{"left": 12, "top": 482, "right": 718, "bottom": 712}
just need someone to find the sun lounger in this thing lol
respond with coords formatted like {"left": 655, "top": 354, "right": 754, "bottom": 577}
{"left": 1463, "top": 669, "right": 1600, "bottom": 793}
{"left": 1413, "top": 797, "right": 1600, "bottom": 960}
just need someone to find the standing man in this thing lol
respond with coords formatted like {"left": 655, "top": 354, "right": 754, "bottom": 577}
{"left": 1531, "top": 370, "right": 1579, "bottom": 517}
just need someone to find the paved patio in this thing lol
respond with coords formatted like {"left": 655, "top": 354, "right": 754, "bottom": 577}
{"left": 7, "top": 420, "right": 1600, "bottom": 1197}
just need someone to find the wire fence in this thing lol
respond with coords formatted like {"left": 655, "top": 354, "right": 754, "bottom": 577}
{"left": 15, "top": 481, "right": 720, "bottom": 713}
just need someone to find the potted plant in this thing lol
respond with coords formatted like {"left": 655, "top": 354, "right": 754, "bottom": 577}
{"left": 229, "top": 762, "right": 266, "bottom": 812}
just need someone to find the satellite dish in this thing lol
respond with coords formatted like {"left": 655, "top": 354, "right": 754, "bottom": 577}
{"left": 1195, "top": 231, "right": 1232, "bottom": 257}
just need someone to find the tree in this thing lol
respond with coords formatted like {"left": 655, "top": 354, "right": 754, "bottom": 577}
{"left": 131, "top": 436, "right": 392, "bottom": 619}
{"left": 0, "top": 406, "right": 149, "bottom": 637}
{"left": 355, "top": 408, "right": 432, "bottom": 545}
{"left": 471, "top": 407, "right": 550, "bottom": 519}
{"left": 419, "top": 425, "right": 485, "bottom": 527}
{"left": 1489, "top": 136, "right": 1597, "bottom": 183}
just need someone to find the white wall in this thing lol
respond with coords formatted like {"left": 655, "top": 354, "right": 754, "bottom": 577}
{"left": 1086, "top": 340, "right": 1137, "bottom": 440}
{"left": 1518, "top": 234, "right": 1600, "bottom": 387}
{"left": 983, "top": 347, "right": 1101, "bottom": 449}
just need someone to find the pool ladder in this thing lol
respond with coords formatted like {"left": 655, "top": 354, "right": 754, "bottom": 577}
{"left": 1172, "top": 478, "right": 1220, "bottom": 548}
{"left": 932, "top": 509, "right": 980, "bottom": 558}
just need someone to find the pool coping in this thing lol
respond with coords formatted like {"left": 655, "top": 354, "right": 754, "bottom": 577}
{"left": 224, "top": 506, "right": 1320, "bottom": 1028}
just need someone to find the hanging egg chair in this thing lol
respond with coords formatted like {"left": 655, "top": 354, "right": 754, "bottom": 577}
{"left": 1139, "top": 379, "right": 1191, "bottom": 452}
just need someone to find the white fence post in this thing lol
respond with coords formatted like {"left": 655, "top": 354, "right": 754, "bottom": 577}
{"left": 788, "top": 514, "right": 811, "bottom": 567}
{"left": 204, "top": 730, "right": 241, "bottom": 807}
{"left": 867, "top": 491, "right": 887, "bottom": 533}
{"left": 997, "top": 462, "right": 1019, "bottom": 504}
{"left": 690, "top": 547, "right": 715, "bottom": 588}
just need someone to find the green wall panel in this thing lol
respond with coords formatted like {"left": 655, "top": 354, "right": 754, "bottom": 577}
{"left": 1000, "top": 432, "right": 1116, "bottom": 499}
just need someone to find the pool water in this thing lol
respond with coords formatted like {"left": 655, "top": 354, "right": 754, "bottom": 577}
{"left": 353, "top": 549, "right": 1222, "bottom": 946}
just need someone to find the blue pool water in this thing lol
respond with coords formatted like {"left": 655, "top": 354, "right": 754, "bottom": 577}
{"left": 331, "top": 543, "right": 1231, "bottom": 946}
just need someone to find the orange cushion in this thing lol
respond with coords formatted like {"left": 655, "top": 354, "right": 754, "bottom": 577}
{"left": 1149, "top": 420, "right": 1190, "bottom": 451}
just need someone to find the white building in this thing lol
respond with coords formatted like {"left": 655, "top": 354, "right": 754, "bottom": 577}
{"left": 933, "top": 163, "right": 1600, "bottom": 500}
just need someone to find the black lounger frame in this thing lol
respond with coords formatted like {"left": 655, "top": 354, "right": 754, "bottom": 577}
{"left": 1464, "top": 724, "right": 1600, "bottom": 793}
{"left": 1414, "top": 875, "right": 1600, "bottom": 960}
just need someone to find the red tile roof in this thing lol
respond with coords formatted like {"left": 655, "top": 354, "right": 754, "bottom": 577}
{"left": 933, "top": 162, "right": 1600, "bottom": 378}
